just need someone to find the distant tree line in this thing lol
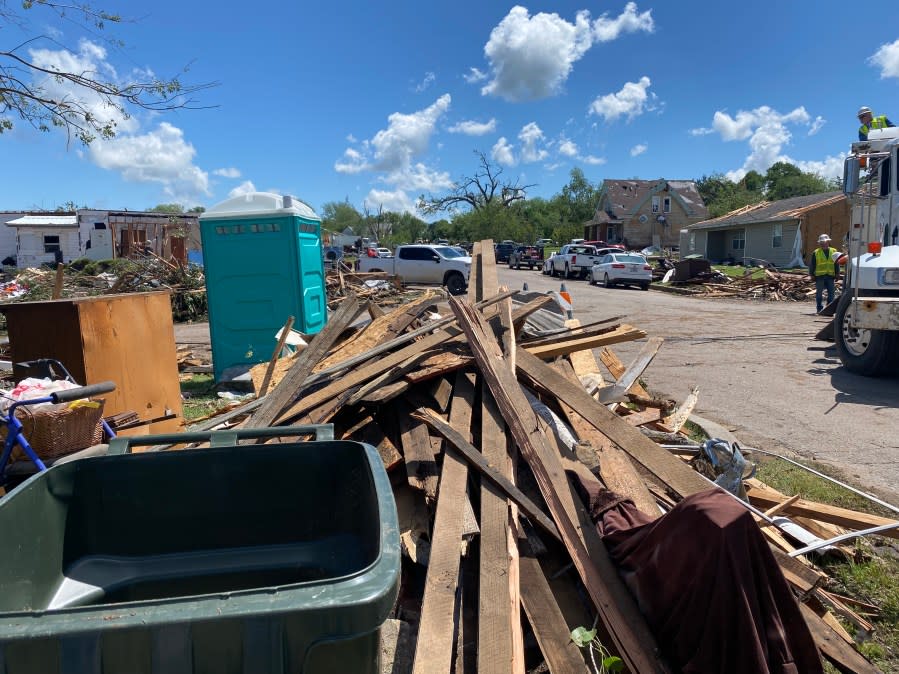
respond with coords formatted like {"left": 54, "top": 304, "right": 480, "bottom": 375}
{"left": 323, "top": 157, "right": 841, "bottom": 248}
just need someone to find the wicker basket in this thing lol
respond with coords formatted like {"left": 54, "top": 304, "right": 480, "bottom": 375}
{"left": 3, "top": 400, "right": 105, "bottom": 464}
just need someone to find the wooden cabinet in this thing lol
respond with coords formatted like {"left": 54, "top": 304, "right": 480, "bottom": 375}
{"left": 1, "top": 291, "right": 182, "bottom": 434}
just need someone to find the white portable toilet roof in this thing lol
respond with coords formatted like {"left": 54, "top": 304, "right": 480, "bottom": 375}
{"left": 200, "top": 192, "right": 320, "bottom": 221}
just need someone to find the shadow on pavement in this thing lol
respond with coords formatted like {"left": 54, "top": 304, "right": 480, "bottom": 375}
{"left": 807, "top": 343, "right": 899, "bottom": 407}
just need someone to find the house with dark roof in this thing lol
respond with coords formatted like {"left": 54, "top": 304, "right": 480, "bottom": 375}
{"left": 584, "top": 179, "right": 709, "bottom": 249}
{"left": 682, "top": 192, "right": 849, "bottom": 267}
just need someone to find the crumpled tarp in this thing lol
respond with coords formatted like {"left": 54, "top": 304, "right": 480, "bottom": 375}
{"left": 576, "top": 483, "right": 823, "bottom": 674}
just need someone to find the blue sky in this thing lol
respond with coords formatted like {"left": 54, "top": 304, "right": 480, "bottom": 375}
{"left": 3, "top": 1, "right": 898, "bottom": 217}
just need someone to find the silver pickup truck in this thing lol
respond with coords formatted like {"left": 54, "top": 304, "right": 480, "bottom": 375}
{"left": 548, "top": 244, "right": 605, "bottom": 279}
{"left": 357, "top": 244, "right": 471, "bottom": 294}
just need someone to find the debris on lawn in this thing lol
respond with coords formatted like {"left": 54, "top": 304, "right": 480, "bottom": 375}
{"left": 183, "top": 240, "right": 888, "bottom": 674}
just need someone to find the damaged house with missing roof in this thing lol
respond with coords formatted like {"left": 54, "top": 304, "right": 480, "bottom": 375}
{"left": 584, "top": 179, "right": 709, "bottom": 250}
{"left": 681, "top": 192, "right": 850, "bottom": 268}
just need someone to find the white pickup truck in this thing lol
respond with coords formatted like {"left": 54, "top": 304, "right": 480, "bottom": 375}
{"left": 548, "top": 244, "right": 606, "bottom": 279}
{"left": 357, "top": 244, "right": 471, "bottom": 295}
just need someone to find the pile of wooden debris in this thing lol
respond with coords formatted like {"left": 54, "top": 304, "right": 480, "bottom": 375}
{"left": 185, "top": 241, "right": 887, "bottom": 673}
{"left": 662, "top": 267, "right": 816, "bottom": 302}
{"left": 325, "top": 263, "right": 426, "bottom": 310}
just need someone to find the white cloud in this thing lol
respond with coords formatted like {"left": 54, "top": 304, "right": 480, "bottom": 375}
{"left": 365, "top": 188, "right": 417, "bottom": 214}
{"left": 414, "top": 71, "right": 436, "bottom": 92}
{"left": 518, "top": 122, "right": 548, "bottom": 163}
{"left": 346, "top": 133, "right": 358, "bottom": 143}
{"left": 630, "top": 143, "right": 647, "bottom": 156}
{"left": 593, "top": 2, "right": 654, "bottom": 42}
{"left": 447, "top": 118, "right": 497, "bottom": 135}
{"left": 385, "top": 163, "right": 453, "bottom": 192}
{"left": 228, "top": 180, "right": 257, "bottom": 198}
{"left": 689, "top": 127, "right": 715, "bottom": 136}
{"left": 481, "top": 6, "right": 593, "bottom": 102}
{"left": 334, "top": 147, "right": 370, "bottom": 174}
{"left": 464, "top": 67, "right": 488, "bottom": 83}
{"left": 589, "top": 76, "right": 656, "bottom": 122}
{"left": 869, "top": 39, "right": 899, "bottom": 79}
{"left": 808, "top": 116, "right": 825, "bottom": 136}
{"left": 698, "top": 105, "right": 831, "bottom": 181}
{"left": 581, "top": 155, "right": 606, "bottom": 165}
{"left": 558, "top": 139, "right": 579, "bottom": 157}
{"left": 792, "top": 156, "right": 845, "bottom": 181}
{"left": 89, "top": 122, "right": 209, "bottom": 199}
{"left": 492, "top": 137, "right": 516, "bottom": 166}
{"left": 370, "top": 94, "right": 451, "bottom": 172}
{"left": 213, "top": 167, "right": 241, "bottom": 178}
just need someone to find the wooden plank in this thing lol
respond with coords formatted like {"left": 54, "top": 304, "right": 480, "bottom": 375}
{"left": 799, "top": 603, "right": 880, "bottom": 674}
{"left": 450, "top": 297, "right": 669, "bottom": 674}
{"left": 522, "top": 325, "right": 647, "bottom": 359}
{"left": 413, "top": 372, "right": 476, "bottom": 674}
{"left": 603, "top": 336, "right": 663, "bottom": 398}
{"left": 746, "top": 481, "right": 899, "bottom": 540}
{"left": 257, "top": 315, "right": 295, "bottom": 396}
{"left": 244, "top": 295, "right": 362, "bottom": 429}
{"left": 519, "top": 541, "right": 588, "bottom": 674}
{"left": 563, "top": 317, "right": 606, "bottom": 390}
{"left": 661, "top": 386, "right": 699, "bottom": 433}
{"left": 621, "top": 407, "right": 663, "bottom": 427}
{"left": 517, "top": 347, "right": 710, "bottom": 500}
{"left": 429, "top": 376, "right": 453, "bottom": 412}
{"left": 52, "top": 263, "right": 64, "bottom": 299}
{"left": 399, "top": 403, "right": 439, "bottom": 502}
{"left": 551, "top": 360, "right": 660, "bottom": 518}
{"left": 598, "top": 347, "right": 650, "bottom": 398}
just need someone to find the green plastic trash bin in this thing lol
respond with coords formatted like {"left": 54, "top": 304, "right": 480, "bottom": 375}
{"left": 0, "top": 426, "right": 400, "bottom": 674}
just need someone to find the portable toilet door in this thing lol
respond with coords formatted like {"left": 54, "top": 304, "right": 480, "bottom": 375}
{"left": 199, "top": 193, "right": 327, "bottom": 381}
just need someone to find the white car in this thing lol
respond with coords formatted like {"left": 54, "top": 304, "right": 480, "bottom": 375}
{"left": 587, "top": 253, "right": 652, "bottom": 290}
{"left": 375, "top": 247, "right": 393, "bottom": 258}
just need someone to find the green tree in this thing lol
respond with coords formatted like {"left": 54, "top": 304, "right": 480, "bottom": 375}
{"left": 1, "top": 1, "right": 215, "bottom": 145}
{"left": 320, "top": 198, "right": 364, "bottom": 235}
{"left": 419, "top": 151, "right": 535, "bottom": 215}
{"left": 695, "top": 173, "right": 764, "bottom": 218}
{"left": 149, "top": 203, "right": 185, "bottom": 214}
{"left": 764, "top": 162, "right": 837, "bottom": 201}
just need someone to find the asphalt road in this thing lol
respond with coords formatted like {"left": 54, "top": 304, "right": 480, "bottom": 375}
{"left": 496, "top": 266, "right": 899, "bottom": 503}
{"left": 176, "top": 270, "right": 899, "bottom": 502}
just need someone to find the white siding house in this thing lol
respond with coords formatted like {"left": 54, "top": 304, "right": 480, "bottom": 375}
{"left": 6, "top": 215, "right": 81, "bottom": 268}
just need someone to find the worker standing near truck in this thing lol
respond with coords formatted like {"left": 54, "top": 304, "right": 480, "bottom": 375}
{"left": 808, "top": 234, "right": 840, "bottom": 314}
{"left": 857, "top": 106, "right": 894, "bottom": 141}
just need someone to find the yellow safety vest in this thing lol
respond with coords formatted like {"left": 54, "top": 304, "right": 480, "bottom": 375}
{"left": 814, "top": 248, "right": 835, "bottom": 276}
{"left": 859, "top": 115, "right": 890, "bottom": 138}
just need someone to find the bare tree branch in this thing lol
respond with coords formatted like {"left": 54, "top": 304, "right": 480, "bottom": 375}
{"left": 419, "top": 150, "right": 535, "bottom": 215}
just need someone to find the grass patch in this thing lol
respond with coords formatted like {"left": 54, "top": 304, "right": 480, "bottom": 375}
{"left": 179, "top": 374, "right": 231, "bottom": 422}
{"left": 755, "top": 455, "right": 899, "bottom": 670}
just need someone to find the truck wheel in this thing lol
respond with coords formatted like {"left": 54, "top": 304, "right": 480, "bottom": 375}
{"left": 834, "top": 292, "right": 899, "bottom": 376}
{"left": 444, "top": 272, "right": 466, "bottom": 296}
{"left": 564, "top": 265, "right": 572, "bottom": 279}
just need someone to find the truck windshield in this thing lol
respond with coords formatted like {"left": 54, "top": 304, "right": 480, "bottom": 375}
{"left": 435, "top": 246, "right": 466, "bottom": 258}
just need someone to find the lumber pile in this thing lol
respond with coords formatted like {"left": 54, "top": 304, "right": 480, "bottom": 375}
{"left": 670, "top": 267, "right": 817, "bottom": 301}
{"left": 192, "top": 240, "right": 886, "bottom": 673}
{"left": 324, "top": 263, "right": 425, "bottom": 309}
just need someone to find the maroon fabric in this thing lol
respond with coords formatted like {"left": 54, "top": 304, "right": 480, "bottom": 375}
{"left": 579, "top": 483, "right": 823, "bottom": 674}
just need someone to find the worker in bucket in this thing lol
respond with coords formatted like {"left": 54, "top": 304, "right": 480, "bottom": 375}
{"left": 857, "top": 106, "right": 894, "bottom": 141}
{"left": 808, "top": 234, "right": 839, "bottom": 313}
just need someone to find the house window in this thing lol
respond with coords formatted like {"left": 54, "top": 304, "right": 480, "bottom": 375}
{"left": 732, "top": 231, "right": 745, "bottom": 251}
{"left": 772, "top": 223, "right": 783, "bottom": 248}
{"left": 663, "top": 197, "right": 671, "bottom": 213}
{"left": 651, "top": 195, "right": 660, "bottom": 213}
{"left": 689, "top": 233, "right": 696, "bottom": 252}
{"left": 43, "top": 235, "right": 61, "bottom": 254}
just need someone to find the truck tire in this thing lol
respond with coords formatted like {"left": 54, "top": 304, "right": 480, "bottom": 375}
{"left": 564, "top": 265, "right": 572, "bottom": 279}
{"left": 444, "top": 272, "right": 466, "bottom": 296}
{"left": 834, "top": 292, "right": 899, "bottom": 376}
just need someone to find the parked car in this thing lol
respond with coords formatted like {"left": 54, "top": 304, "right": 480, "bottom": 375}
{"left": 549, "top": 244, "right": 605, "bottom": 279}
{"left": 508, "top": 245, "right": 539, "bottom": 269}
{"left": 535, "top": 238, "right": 555, "bottom": 247}
{"left": 494, "top": 242, "right": 515, "bottom": 263}
{"left": 357, "top": 244, "right": 471, "bottom": 294}
{"left": 587, "top": 253, "right": 653, "bottom": 290}
{"left": 375, "top": 247, "right": 393, "bottom": 258}
{"left": 584, "top": 240, "right": 626, "bottom": 251}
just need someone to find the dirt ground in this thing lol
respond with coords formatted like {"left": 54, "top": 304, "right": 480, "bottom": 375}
{"left": 175, "top": 270, "right": 899, "bottom": 503}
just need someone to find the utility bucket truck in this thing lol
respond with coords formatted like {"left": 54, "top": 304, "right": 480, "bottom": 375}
{"left": 837, "top": 127, "right": 899, "bottom": 375}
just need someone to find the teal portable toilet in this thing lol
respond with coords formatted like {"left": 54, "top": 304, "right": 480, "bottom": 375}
{"left": 199, "top": 192, "right": 326, "bottom": 381}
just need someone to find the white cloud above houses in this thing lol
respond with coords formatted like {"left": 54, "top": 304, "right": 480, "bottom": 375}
{"left": 334, "top": 95, "right": 453, "bottom": 211}
{"left": 463, "top": 67, "right": 488, "bottom": 83}
{"left": 478, "top": 4, "right": 654, "bottom": 102}
{"left": 89, "top": 122, "right": 210, "bottom": 200}
{"left": 558, "top": 139, "right": 579, "bottom": 157}
{"left": 364, "top": 188, "right": 418, "bottom": 214}
{"left": 414, "top": 71, "right": 436, "bottom": 92}
{"left": 519, "top": 122, "right": 549, "bottom": 163}
{"left": 447, "top": 118, "right": 497, "bottom": 135}
{"left": 589, "top": 76, "right": 657, "bottom": 122}
{"left": 213, "top": 167, "right": 241, "bottom": 178}
{"left": 869, "top": 39, "right": 899, "bottom": 78}
{"left": 630, "top": 143, "right": 647, "bottom": 156}
{"left": 808, "top": 116, "right": 825, "bottom": 136}
{"left": 492, "top": 136, "right": 516, "bottom": 165}
{"left": 228, "top": 180, "right": 256, "bottom": 197}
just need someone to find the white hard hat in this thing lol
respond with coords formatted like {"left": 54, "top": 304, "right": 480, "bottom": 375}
{"left": 818, "top": 233, "right": 831, "bottom": 243}
{"left": 858, "top": 106, "right": 872, "bottom": 117}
